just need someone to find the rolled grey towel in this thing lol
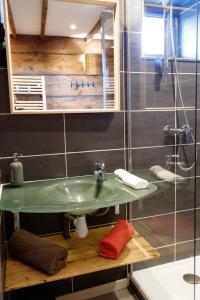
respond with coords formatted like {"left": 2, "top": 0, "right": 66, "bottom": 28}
{"left": 8, "top": 229, "right": 68, "bottom": 275}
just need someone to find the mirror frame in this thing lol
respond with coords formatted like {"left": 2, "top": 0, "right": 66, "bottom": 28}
{"left": 3, "top": 0, "right": 120, "bottom": 114}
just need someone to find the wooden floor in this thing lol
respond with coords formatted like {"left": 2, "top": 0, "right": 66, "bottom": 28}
{"left": 5, "top": 226, "right": 160, "bottom": 292}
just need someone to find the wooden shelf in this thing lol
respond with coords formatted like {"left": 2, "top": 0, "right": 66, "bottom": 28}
{"left": 4, "top": 226, "right": 160, "bottom": 292}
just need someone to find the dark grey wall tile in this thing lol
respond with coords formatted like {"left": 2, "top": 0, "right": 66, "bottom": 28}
{"left": 0, "top": 158, "right": 10, "bottom": 183}
{"left": 133, "top": 245, "right": 174, "bottom": 271}
{"left": 197, "top": 144, "right": 200, "bottom": 176}
{"left": 176, "top": 61, "right": 197, "bottom": 74}
{"left": 176, "top": 110, "right": 196, "bottom": 143}
{"left": 20, "top": 213, "right": 63, "bottom": 235}
{"left": 176, "top": 75, "right": 196, "bottom": 108}
{"left": 133, "top": 214, "right": 175, "bottom": 248}
{"left": 73, "top": 267, "right": 127, "bottom": 292}
{"left": 0, "top": 212, "right": 5, "bottom": 300}
{"left": 21, "top": 155, "right": 66, "bottom": 181}
{"left": 120, "top": 72, "right": 127, "bottom": 110}
{"left": 10, "top": 280, "right": 72, "bottom": 300}
{"left": 0, "top": 68, "right": 10, "bottom": 114}
{"left": 86, "top": 204, "right": 127, "bottom": 228}
{"left": 131, "top": 111, "right": 175, "bottom": 147}
{"left": 132, "top": 146, "right": 175, "bottom": 170}
{"left": 176, "top": 177, "right": 196, "bottom": 211}
{"left": 4, "top": 211, "right": 14, "bottom": 240}
{"left": 176, "top": 209, "right": 200, "bottom": 243}
{"left": 175, "top": 144, "right": 196, "bottom": 178}
{"left": 1, "top": 155, "right": 66, "bottom": 183}
{"left": 197, "top": 177, "right": 200, "bottom": 208}
{"left": 65, "top": 113, "right": 124, "bottom": 152}
{"left": 0, "top": 115, "right": 65, "bottom": 157}
{"left": 132, "top": 181, "right": 175, "bottom": 219}
{"left": 128, "top": 73, "right": 175, "bottom": 110}
{"left": 176, "top": 240, "right": 200, "bottom": 261}
{"left": 197, "top": 111, "right": 200, "bottom": 142}
{"left": 67, "top": 150, "right": 125, "bottom": 177}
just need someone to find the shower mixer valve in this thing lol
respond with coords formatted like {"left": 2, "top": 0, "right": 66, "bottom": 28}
{"left": 164, "top": 125, "right": 193, "bottom": 144}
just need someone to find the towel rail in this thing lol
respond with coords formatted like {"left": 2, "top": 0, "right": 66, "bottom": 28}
{"left": 12, "top": 75, "right": 46, "bottom": 112}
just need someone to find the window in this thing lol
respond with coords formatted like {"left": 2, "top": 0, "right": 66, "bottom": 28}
{"left": 142, "top": 16, "right": 165, "bottom": 57}
{"left": 179, "top": 11, "right": 199, "bottom": 59}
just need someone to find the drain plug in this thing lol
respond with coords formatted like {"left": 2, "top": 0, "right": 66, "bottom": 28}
{"left": 183, "top": 274, "right": 200, "bottom": 284}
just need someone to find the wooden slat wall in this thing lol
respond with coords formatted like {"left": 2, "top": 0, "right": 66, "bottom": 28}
{"left": 10, "top": 35, "right": 114, "bottom": 110}
{"left": 10, "top": 35, "right": 103, "bottom": 75}
{"left": 45, "top": 75, "right": 103, "bottom": 110}
{"left": 10, "top": 35, "right": 101, "bottom": 55}
{"left": 11, "top": 53, "right": 85, "bottom": 75}
{"left": 47, "top": 97, "right": 103, "bottom": 110}
{"left": 10, "top": 35, "right": 113, "bottom": 75}
{"left": 45, "top": 75, "right": 103, "bottom": 96}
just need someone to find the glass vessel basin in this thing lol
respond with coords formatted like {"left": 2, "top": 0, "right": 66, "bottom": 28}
{"left": 0, "top": 174, "right": 157, "bottom": 214}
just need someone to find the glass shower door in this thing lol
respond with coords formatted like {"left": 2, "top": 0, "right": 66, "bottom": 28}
{"left": 121, "top": 0, "right": 199, "bottom": 299}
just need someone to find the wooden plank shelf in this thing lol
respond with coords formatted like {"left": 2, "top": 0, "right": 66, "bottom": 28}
{"left": 4, "top": 226, "right": 160, "bottom": 292}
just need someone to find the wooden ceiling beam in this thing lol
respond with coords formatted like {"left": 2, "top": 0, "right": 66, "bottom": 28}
{"left": 85, "top": 19, "right": 101, "bottom": 42}
{"left": 7, "top": 0, "right": 16, "bottom": 38}
{"left": 40, "top": 0, "right": 48, "bottom": 39}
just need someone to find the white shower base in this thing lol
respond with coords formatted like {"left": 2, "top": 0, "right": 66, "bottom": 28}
{"left": 132, "top": 256, "right": 200, "bottom": 300}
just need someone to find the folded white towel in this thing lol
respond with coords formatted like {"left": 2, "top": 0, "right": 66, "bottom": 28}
{"left": 150, "top": 165, "right": 185, "bottom": 183}
{"left": 114, "top": 169, "right": 149, "bottom": 190}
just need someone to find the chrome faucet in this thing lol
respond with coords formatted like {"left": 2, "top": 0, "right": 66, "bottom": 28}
{"left": 94, "top": 161, "right": 106, "bottom": 182}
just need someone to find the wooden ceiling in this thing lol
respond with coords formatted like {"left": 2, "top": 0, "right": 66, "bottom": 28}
{"left": 7, "top": 0, "right": 115, "bottom": 39}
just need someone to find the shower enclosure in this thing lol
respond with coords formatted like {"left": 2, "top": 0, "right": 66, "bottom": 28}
{"left": 121, "top": 0, "right": 199, "bottom": 299}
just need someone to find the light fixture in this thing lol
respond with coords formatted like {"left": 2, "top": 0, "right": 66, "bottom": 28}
{"left": 70, "top": 24, "right": 76, "bottom": 30}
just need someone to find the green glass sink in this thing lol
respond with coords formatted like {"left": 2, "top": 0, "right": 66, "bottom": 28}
{"left": 0, "top": 174, "right": 157, "bottom": 214}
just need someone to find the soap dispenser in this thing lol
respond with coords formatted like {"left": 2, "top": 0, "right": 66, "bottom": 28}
{"left": 9, "top": 153, "right": 24, "bottom": 187}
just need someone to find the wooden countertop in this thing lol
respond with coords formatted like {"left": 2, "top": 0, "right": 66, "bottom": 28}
{"left": 4, "top": 226, "right": 160, "bottom": 292}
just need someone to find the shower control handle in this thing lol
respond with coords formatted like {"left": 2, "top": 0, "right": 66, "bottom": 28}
{"left": 164, "top": 125, "right": 193, "bottom": 138}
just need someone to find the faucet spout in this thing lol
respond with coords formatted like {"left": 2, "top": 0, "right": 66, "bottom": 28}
{"left": 94, "top": 162, "right": 106, "bottom": 198}
{"left": 94, "top": 161, "right": 106, "bottom": 181}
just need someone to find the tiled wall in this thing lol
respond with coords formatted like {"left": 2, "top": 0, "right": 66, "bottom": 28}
{"left": 0, "top": 212, "right": 5, "bottom": 300}
{"left": 121, "top": 0, "right": 199, "bottom": 271}
{"left": 0, "top": 3, "right": 128, "bottom": 298}
{"left": 0, "top": 72, "right": 128, "bottom": 298}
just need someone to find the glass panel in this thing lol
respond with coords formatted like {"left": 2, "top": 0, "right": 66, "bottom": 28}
{"left": 101, "top": 10, "right": 115, "bottom": 109}
{"left": 122, "top": 0, "right": 198, "bottom": 299}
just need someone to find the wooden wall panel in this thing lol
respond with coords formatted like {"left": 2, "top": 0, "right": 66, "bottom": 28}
{"left": 47, "top": 96, "right": 103, "bottom": 110}
{"left": 85, "top": 54, "right": 102, "bottom": 75}
{"left": 10, "top": 35, "right": 104, "bottom": 75}
{"left": 11, "top": 53, "right": 84, "bottom": 75}
{"left": 10, "top": 36, "right": 101, "bottom": 55}
{"left": 45, "top": 75, "right": 103, "bottom": 96}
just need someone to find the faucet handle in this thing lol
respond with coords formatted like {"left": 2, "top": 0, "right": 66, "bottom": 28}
{"left": 95, "top": 161, "right": 105, "bottom": 170}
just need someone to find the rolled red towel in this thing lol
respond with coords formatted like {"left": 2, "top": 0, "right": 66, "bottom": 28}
{"left": 99, "top": 220, "right": 134, "bottom": 259}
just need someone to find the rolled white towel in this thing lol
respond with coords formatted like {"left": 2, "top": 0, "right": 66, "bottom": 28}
{"left": 150, "top": 165, "right": 185, "bottom": 183}
{"left": 114, "top": 169, "right": 149, "bottom": 190}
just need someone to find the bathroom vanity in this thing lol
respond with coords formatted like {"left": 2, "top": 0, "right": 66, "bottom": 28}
{"left": 0, "top": 174, "right": 160, "bottom": 293}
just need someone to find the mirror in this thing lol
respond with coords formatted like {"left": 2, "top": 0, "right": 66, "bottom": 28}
{"left": 143, "top": 0, "right": 199, "bottom": 60}
{"left": 3, "top": 0, "right": 120, "bottom": 113}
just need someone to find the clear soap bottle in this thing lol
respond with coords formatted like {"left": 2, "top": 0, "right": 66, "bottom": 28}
{"left": 9, "top": 153, "right": 24, "bottom": 187}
